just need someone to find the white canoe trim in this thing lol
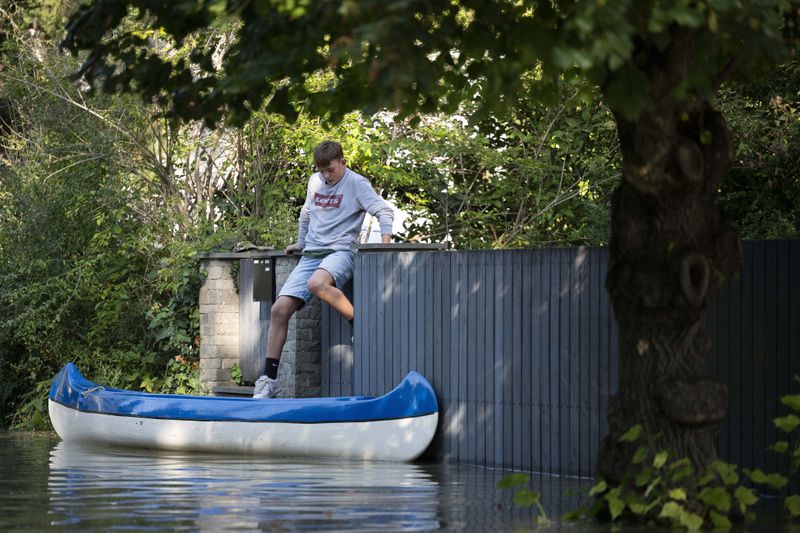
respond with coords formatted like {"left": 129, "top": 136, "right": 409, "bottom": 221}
{"left": 49, "top": 400, "right": 438, "bottom": 462}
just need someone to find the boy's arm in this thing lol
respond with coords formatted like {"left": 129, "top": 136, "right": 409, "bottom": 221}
{"left": 356, "top": 179, "right": 395, "bottom": 241}
{"left": 296, "top": 177, "right": 315, "bottom": 249}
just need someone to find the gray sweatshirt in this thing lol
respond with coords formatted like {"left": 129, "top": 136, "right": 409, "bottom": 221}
{"left": 297, "top": 168, "right": 394, "bottom": 251}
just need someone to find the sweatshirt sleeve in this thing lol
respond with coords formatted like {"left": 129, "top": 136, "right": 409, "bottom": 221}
{"left": 296, "top": 176, "right": 315, "bottom": 248}
{"left": 355, "top": 178, "right": 394, "bottom": 236}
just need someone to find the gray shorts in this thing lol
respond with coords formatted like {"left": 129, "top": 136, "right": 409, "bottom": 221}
{"left": 278, "top": 251, "right": 355, "bottom": 304}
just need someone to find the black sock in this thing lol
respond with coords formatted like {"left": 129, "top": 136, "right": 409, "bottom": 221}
{"left": 265, "top": 357, "right": 280, "bottom": 380}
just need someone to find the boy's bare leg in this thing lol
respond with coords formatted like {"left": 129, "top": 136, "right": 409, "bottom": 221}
{"left": 266, "top": 295, "right": 304, "bottom": 361}
{"left": 308, "top": 269, "right": 354, "bottom": 321}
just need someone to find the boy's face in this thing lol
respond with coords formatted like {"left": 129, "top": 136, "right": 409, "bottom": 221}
{"left": 316, "top": 158, "right": 346, "bottom": 184}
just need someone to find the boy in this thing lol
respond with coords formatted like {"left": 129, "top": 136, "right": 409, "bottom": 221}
{"left": 253, "top": 140, "right": 394, "bottom": 398}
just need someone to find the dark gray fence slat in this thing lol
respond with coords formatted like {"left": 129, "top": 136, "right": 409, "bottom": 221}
{"left": 466, "top": 253, "right": 478, "bottom": 465}
{"left": 741, "top": 242, "right": 756, "bottom": 468}
{"left": 494, "top": 252, "right": 505, "bottom": 467}
{"left": 531, "top": 249, "right": 543, "bottom": 473}
{"left": 578, "top": 247, "right": 591, "bottom": 477}
{"left": 548, "top": 249, "right": 560, "bottom": 474}
{"left": 452, "top": 252, "right": 463, "bottom": 460}
{"left": 568, "top": 248, "right": 581, "bottom": 476}
{"left": 356, "top": 254, "right": 365, "bottom": 395}
{"left": 754, "top": 242, "right": 767, "bottom": 471}
{"left": 557, "top": 249, "right": 570, "bottom": 475}
{"left": 764, "top": 242, "right": 779, "bottom": 475}
{"left": 376, "top": 253, "right": 386, "bottom": 397}
{"left": 776, "top": 241, "right": 791, "bottom": 476}
{"left": 790, "top": 240, "right": 800, "bottom": 484}
{"left": 512, "top": 252, "right": 523, "bottom": 469}
{"left": 484, "top": 251, "right": 496, "bottom": 467}
{"left": 459, "top": 252, "right": 470, "bottom": 462}
{"left": 728, "top": 249, "right": 744, "bottom": 467}
{"left": 412, "top": 253, "right": 430, "bottom": 377}
{"left": 521, "top": 252, "right": 533, "bottom": 472}
{"left": 476, "top": 252, "right": 488, "bottom": 466}
{"left": 400, "top": 253, "right": 410, "bottom": 379}
{"left": 598, "top": 248, "right": 611, "bottom": 446}
{"left": 588, "top": 247, "right": 601, "bottom": 475}
{"left": 503, "top": 252, "right": 514, "bottom": 468}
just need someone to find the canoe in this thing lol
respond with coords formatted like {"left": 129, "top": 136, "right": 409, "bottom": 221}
{"left": 48, "top": 363, "right": 438, "bottom": 461}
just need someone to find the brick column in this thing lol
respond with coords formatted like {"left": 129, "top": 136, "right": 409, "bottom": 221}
{"left": 274, "top": 256, "right": 321, "bottom": 398}
{"left": 198, "top": 259, "right": 239, "bottom": 393}
{"left": 197, "top": 252, "right": 322, "bottom": 397}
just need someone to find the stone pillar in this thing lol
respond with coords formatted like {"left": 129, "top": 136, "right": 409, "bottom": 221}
{"left": 198, "top": 259, "right": 239, "bottom": 393}
{"left": 274, "top": 256, "right": 321, "bottom": 398}
{"left": 197, "top": 252, "right": 322, "bottom": 397}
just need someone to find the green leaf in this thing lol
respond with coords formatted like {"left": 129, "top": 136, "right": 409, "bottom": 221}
{"left": 747, "top": 469, "right": 788, "bottom": 489}
{"left": 636, "top": 468, "right": 652, "bottom": 487}
{"left": 619, "top": 424, "right": 642, "bottom": 443}
{"left": 785, "top": 494, "right": 800, "bottom": 517}
{"left": 699, "top": 487, "right": 731, "bottom": 512}
{"left": 631, "top": 446, "right": 648, "bottom": 465}
{"left": 770, "top": 441, "right": 789, "bottom": 453}
{"left": 668, "top": 488, "right": 687, "bottom": 501}
{"left": 653, "top": 451, "right": 669, "bottom": 469}
{"left": 713, "top": 461, "right": 739, "bottom": 485}
{"left": 781, "top": 394, "right": 800, "bottom": 412}
{"left": 709, "top": 510, "right": 731, "bottom": 529}
{"left": 644, "top": 476, "right": 661, "bottom": 499}
{"left": 589, "top": 479, "right": 608, "bottom": 496}
{"left": 734, "top": 486, "right": 759, "bottom": 509}
{"left": 606, "top": 488, "right": 626, "bottom": 520}
{"left": 513, "top": 488, "right": 542, "bottom": 508}
{"left": 774, "top": 414, "right": 800, "bottom": 433}
{"left": 671, "top": 464, "right": 693, "bottom": 483}
{"left": 659, "top": 501, "right": 703, "bottom": 531}
{"left": 497, "top": 472, "right": 529, "bottom": 489}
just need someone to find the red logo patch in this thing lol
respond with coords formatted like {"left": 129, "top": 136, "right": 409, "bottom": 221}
{"left": 314, "top": 193, "right": 343, "bottom": 208}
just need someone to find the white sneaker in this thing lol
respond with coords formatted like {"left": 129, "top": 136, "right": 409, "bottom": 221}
{"left": 252, "top": 375, "right": 279, "bottom": 399}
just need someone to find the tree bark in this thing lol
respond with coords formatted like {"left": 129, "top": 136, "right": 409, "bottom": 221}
{"left": 596, "top": 33, "right": 742, "bottom": 483}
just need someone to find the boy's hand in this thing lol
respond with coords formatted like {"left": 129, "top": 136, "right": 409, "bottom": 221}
{"left": 285, "top": 243, "right": 302, "bottom": 255}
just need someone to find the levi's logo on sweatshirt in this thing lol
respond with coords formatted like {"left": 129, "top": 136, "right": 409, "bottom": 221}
{"left": 314, "top": 193, "right": 343, "bottom": 208}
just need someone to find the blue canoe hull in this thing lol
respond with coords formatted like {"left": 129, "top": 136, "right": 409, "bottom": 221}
{"left": 48, "top": 363, "right": 438, "bottom": 461}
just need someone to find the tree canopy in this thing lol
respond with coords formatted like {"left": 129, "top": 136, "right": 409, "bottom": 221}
{"left": 63, "top": 1, "right": 799, "bottom": 127}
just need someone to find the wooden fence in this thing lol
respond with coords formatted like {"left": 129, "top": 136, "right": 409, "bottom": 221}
{"left": 319, "top": 241, "right": 800, "bottom": 477}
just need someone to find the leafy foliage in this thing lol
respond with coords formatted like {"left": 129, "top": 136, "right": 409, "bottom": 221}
{"left": 717, "top": 58, "right": 800, "bottom": 239}
{"left": 761, "top": 374, "right": 800, "bottom": 520}
{"left": 61, "top": 1, "right": 799, "bottom": 128}
{"left": 564, "top": 425, "right": 760, "bottom": 530}
{"left": 497, "top": 473, "right": 550, "bottom": 527}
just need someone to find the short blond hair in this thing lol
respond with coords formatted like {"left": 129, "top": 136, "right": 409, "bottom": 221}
{"left": 313, "top": 140, "right": 344, "bottom": 166}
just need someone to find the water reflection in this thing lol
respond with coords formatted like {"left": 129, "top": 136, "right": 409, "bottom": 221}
{"left": 49, "top": 441, "right": 441, "bottom": 531}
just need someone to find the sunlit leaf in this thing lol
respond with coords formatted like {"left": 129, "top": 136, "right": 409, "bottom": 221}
{"left": 619, "top": 424, "right": 642, "bottom": 443}
{"left": 774, "top": 414, "right": 800, "bottom": 433}
{"left": 497, "top": 472, "right": 529, "bottom": 489}
{"left": 699, "top": 487, "right": 731, "bottom": 512}
{"left": 785, "top": 494, "right": 800, "bottom": 517}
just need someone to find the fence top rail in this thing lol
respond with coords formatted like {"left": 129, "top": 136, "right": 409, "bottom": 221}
{"left": 352, "top": 243, "right": 448, "bottom": 252}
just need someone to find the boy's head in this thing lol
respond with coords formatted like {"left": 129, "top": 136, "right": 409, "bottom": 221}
{"left": 313, "top": 140, "right": 344, "bottom": 167}
{"left": 314, "top": 140, "right": 347, "bottom": 184}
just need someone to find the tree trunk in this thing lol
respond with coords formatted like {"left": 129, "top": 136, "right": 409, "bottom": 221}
{"left": 596, "top": 37, "right": 742, "bottom": 482}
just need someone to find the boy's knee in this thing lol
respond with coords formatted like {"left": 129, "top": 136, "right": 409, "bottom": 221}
{"left": 307, "top": 276, "right": 331, "bottom": 296}
{"left": 270, "top": 298, "right": 295, "bottom": 321}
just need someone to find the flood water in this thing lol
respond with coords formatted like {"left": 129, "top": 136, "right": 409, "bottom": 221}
{"left": 1, "top": 431, "right": 601, "bottom": 531}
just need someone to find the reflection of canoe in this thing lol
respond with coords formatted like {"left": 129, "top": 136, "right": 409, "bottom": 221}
{"left": 48, "top": 363, "right": 438, "bottom": 461}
